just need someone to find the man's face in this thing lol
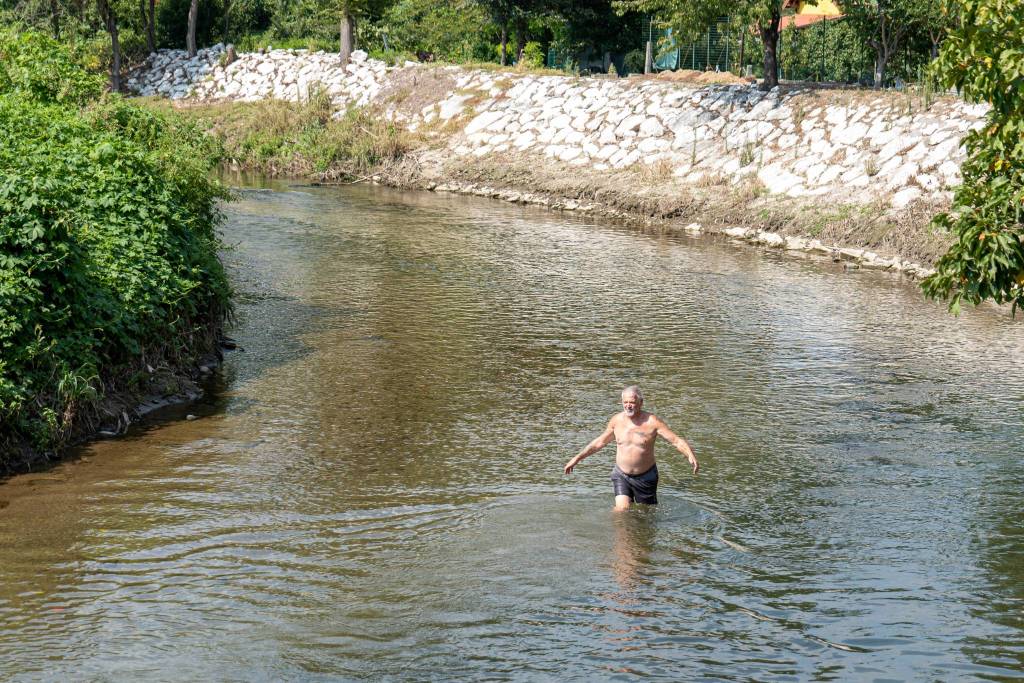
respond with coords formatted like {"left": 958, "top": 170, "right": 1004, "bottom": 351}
{"left": 621, "top": 392, "right": 641, "bottom": 417}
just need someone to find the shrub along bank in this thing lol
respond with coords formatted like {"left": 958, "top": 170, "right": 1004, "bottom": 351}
{"left": 0, "top": 32, "right": 231, "bottom": 473}
{"left": 140, "top": 95, "right": 418, "bottom": 180}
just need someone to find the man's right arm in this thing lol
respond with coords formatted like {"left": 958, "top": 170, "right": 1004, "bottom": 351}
{"left": 564, "top": 419, "right": 616, "bottom": 475}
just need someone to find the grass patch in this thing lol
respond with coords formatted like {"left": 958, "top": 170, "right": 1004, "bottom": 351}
{"left": 441, "top": 61, "right": 566, "bottom": 77}
{"left": 145, "top": 98, "right": 420, "bottom": 179}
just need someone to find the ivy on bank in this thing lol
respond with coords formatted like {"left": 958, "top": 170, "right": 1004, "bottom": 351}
{"left": 0, "top": 31, "right": 230, "bottom": 460}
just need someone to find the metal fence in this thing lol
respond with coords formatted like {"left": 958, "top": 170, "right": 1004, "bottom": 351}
{"left": 642, "top": 15, "right": 879, "bottom": 85}
{"left": 645, "top": 15, "right": 739, "bottom": 72}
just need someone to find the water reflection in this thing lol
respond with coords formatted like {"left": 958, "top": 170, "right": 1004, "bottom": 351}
{"left": 608, "top": 509, "right": 658, "bottom": 594}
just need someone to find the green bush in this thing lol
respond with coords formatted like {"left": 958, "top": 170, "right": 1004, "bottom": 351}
{"left": 381, "top": 0, "right": 495, "bottom": 62}
{"left": 921, "top": 0, "right": 1024, "bottom": 314}
{"left": 520, "top": 41, "right": 544, "bottom": 69}
{"left": 623, "top": 49, "right": 645, "bottom": 75}
{"left": 0, "top": 30, "right": 104, "bottom": 106}
{"left": 778, "top": 18, "right": 873, "bottom": 84}
{"left": 0, "top": 33, "right": 230, "bottom": 456}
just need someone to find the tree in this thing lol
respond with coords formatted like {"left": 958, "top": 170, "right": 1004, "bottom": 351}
{"left": 140, "top": 0, "right": 156, "bottom": 52}
{"left": 613, "top": 0, "right": 784, "bottom": 90}
{"left": 187, "top": 0, "right": 199, "bottom": 56}
{"left": 916, "top": 0, "right": 953, "bottom": 59}
{"left": 921, "top": 0, "right": 1024, "bottom": 314}
{"left": 477, "top": 0, "right": 513, "bottom": 64}
{"left": 96, "top": 0, "right": 123, "bottom": 90}
{"left": 338, "top": 0, "right": 389, "bottom": 62}
{"left": 838, "top": 0, "right": 926, "bottom": 87}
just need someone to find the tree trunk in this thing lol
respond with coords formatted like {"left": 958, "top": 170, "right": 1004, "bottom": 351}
{"left": 873, "top": 52, "right": 887, "bottom": 88}
{"left": 139, "top": 0, "right": 155, "bottom": 52}
{"left": 339, "top": 11, "right": 355, "bottom": 63}
{"left": 758, "top": 9, "right": 782, "bottom": 91}
{"left": 147, "top": 0, "right": 156, "bottom": 52}
{"left": 514, "top": 17, "right": 527, "bottom": 64}
{"left": 738, "top": 29, "right": 746, "bottom": 75}
{"left": 500, "top": 26, "right": 507, "bottom": 66}
{"left": 49, "top": 0, "right": 60, "bottom": 39}
{"left": 186, "top": 0, "right": 199, "bottom": 57}
{"left": 97, "top": 0, "right": 122, "bottom": 92}
{"left": 222, "top": 0, "right": 231, "bottom": 44}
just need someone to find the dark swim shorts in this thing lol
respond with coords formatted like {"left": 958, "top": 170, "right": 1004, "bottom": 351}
{"left": 611, "top": 464, "right": 659, "bottom": 504}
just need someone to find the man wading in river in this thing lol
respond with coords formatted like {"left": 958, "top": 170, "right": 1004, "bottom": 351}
{"left": 564, "top": 386, "right": 698, "bottom": 510}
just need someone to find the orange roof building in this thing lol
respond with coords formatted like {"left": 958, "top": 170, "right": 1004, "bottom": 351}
{"left": 781, "top": 0, "right": 844, "bottom": 30}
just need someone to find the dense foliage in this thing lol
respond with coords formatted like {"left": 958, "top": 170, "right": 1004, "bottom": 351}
{"left": 921, "top": 0, "right": 1024, "bottom": 314}
{"left": 0, "top": 32, "right": 229, "bottom": 458}
{"left": 778, "top": 17, "right": 874, "bottom": 83}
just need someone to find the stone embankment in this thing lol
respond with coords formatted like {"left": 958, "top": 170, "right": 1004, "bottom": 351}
{"left": 128, "top": 44, "right": 389, "bottom": 107}
{"left": 129, "top": 47, "right": 988, "bottom": 273}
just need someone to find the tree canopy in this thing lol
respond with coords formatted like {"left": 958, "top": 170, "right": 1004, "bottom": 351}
{"left": 921, "top": 0, "right": 1024, "bottom": 314}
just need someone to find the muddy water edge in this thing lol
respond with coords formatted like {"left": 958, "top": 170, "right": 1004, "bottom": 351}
{"left": 1, "top": 179, "right": 1022, "bottom": 680}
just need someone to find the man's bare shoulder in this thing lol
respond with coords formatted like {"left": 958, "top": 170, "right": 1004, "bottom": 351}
{"left": 646, "top": 413, "right": 667, "bottom": 428}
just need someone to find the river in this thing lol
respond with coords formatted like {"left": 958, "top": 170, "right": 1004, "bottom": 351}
{"left": 1, "top": 181, "right": 1023, "bottom": 680}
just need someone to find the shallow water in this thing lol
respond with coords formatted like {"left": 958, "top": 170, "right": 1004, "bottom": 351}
{"left": 2, "top": 181, "right": 1023, "bottom": 680}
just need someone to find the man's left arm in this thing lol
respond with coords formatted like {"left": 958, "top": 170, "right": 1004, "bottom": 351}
{"left": 655, "top": 419, "right": 699, "bottom": 475}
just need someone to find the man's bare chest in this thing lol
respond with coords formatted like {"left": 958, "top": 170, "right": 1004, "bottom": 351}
{"left": 615, "top": 424, "right": 657, "bottom": 446}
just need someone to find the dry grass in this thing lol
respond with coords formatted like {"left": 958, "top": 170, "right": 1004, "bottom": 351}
{"left": 631, "top": 158, "right": 674, "bottom": 182}
{"left": 151, "top": 98, "right": 421, "bottom": 179}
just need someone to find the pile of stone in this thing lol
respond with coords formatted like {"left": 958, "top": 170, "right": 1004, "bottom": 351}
{"left": 128, "top": 47, "right": 389, "bottom": 109}
{"left": 127, "top": 45, "right": 226, "bottom": 99}
{"left": 128, "top": 46, "right": 987, "bottom": 208}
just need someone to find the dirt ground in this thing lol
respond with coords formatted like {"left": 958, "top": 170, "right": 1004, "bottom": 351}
{"left": 654, "top": 69, "right": 754, "bottom": 86}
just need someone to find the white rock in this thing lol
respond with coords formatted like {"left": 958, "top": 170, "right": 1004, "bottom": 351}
{"left": 831, "top": 122, "right": 869, "bottom": 147}
{"left": 891, "top": 187, "right": 922, "bottom": 209}
{"left": 886, "top": 161, "right": 919, "bottom": 190}
{"left": 756, "top": 231, "right": 786, "bottom": 247}
{"left": 616, "top": 114, "right": 646, "bottom": 136}
{"left": 818, "top": 165, "right": 843, "bottom": 185}
{"left": 638, "top": 137, "right": 670, "bottom": 154}
{"left": 906, "top": 142, "right": 930, "bottom": 162}
{"left": 758, "top": 165, "right": 803, "bottom": 195}
{"left": 465, "top": 111, "right": 506, "bottom": 135}
{"left": 639, "top": 118, "right": 665, "bottom": 137}
{"left": 878, "top": 134, "right": 920, "bottom": 162}
{"left": 550, "top": 113, "right": 572, "bottom": 130}
{"left": 438, "top": 94, "right": 472, "bottom": 120}
{"left": 923, "top": 138, "right": 961, "bottom": 170}
{"left": 563, "top": 130, "right": 585, "bottom": 144}
{"left": 937, "top": 160, "right": 961, "bottom": 183}
{"left": 559, "top": 147, "right": 582, "bottom": 161}
{"left": 512, "top": 132, "right": 536, "bottom": 149}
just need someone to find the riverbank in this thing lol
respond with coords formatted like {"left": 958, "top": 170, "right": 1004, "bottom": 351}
{"left": 131, "top": 47, "right": 987, "bottom": 275}
{"left": 0, "top": 33, "right": 232, "bottom": 477}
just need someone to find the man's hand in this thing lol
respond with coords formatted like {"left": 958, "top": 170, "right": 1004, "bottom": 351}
{"left": 689, "top": 456, "right": 699, "bottom": 476}
{"left": 564, "top": 456, "right": 580, "bottom": 475}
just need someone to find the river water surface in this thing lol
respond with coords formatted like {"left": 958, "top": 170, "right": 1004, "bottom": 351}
{"left": 2, "top": 182, "right": 1024, "bottom": 681}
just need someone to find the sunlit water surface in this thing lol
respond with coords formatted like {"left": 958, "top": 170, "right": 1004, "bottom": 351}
{"left": 2, "top": 181, "right": 1023, "bottom": 681}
